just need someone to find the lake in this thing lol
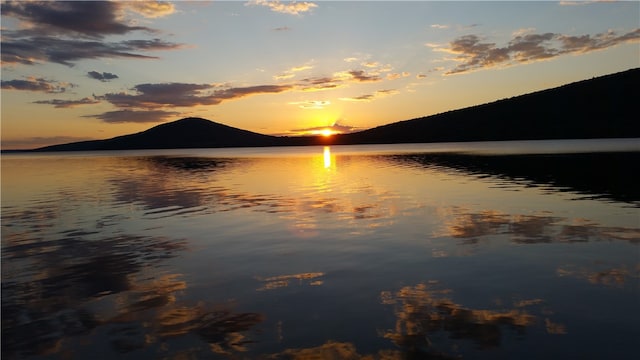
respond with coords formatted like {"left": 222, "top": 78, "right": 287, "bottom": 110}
{"left": 2, "top": 139, "right": 639, "bottom": 359}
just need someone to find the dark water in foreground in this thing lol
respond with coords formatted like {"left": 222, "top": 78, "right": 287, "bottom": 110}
{"left": 2, "top": 140, "right": 639, "bottom": 359}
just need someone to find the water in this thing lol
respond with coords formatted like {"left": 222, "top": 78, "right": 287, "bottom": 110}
{"left": 2, "top": 140, "right": 639, "bottom": 359}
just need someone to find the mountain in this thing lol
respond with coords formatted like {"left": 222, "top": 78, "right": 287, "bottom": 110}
{"left": 334, "top": 68, "right": 639, "bottom": 145}
{"left": 33, "top": 68, "right": 639, "bottom": 152}
{"left": 36, "top": 117, "right": 283, "bottom": 151}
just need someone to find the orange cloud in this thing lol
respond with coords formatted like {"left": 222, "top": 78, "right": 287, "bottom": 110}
{"left": 124, "top": 1, "right": 176, "bottom": 18}
{"left": 339, "top": 89, "right": 398, "bottom": 102}
{"left": 248, "top": 0, "right": 318, "bottom": 15}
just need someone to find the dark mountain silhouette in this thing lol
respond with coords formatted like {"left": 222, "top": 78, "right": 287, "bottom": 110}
{"left": 333, "top": 67, "right": 639, "bottom": 144}
{"left": 32, "top": 68, "right": 639, "bottom": 152}
{"left": 36, "top": 117, "right": 283, "bottom": 151}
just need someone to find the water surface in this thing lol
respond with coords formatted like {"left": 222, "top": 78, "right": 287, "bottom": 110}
{"left": 2, "top": 140, "right": 639, "bottom": 359}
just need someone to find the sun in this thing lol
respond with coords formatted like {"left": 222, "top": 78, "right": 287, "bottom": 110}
{"left": 320, "top": 128, "right": 334, "bottom": 137}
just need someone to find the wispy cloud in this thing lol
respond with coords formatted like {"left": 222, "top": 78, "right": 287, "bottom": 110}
{"left": 340, "top": 70, "right": 383, "bottom": 82}
{"left": 1, "top": 35, "right": 184, "bottom": 67}
{"left": 288, "top": 100, "right": 330, "bottom": 109}
{"left": 339, "top": 94, "right": 374, "bottom": 102}
{"left": 124, "top": 1, "right": 176, "bottom": 19}
{"left": 214, "top": 84, "right": 294, "bottom": 100}
{"left": 33, "top": 97, "right": 100, "bottom": 108}
{"left": 430, "top": 23, "right": 479, "bottom": 31}
{"left": 274, "top": 63, "right": 314, "bottom": 80}
{"left": 248, "top": 0, "right": 318, "bottom": 16}
{"left": 296, "top": 67, "right": 383, "bottom": 91}
{"left": 297, "top": 76, "right": 344, "bottom": 91}
{"left": 339, "top": 89, "right": 398, "bottom": 102}
{"left": 290, "top": 121, "right": 359, "bottom": 134}
{"left": 386, "top": 72, "right": 411, "bottom": 80}
{"left": 1, "top": 77, "right": 75, "bottom": 93}
{"left": 437, "top": 28, "right": 640, "bottom": 74}
{"left": 88, "top": 71, "right": 119, "bottom": 82}
{"left": 558, "top": 1, "right": 614, "bottom": 6}
{"left": 83, "top": 109, "right": 181, "bottom": 124}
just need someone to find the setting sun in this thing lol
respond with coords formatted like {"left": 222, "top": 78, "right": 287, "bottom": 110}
{"left": 320, "top": 129, "right": 334, "bottom": 137}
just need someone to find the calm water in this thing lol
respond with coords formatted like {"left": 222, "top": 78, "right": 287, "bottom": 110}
{"left": 2, "top": 140, "right": 639, "bottom": 359}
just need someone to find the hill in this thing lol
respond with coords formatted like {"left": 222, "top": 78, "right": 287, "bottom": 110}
{"left": 32, "top": 68, "right": 639, "bottom": 151}
{"left": 35, "top": 117, "right": 283, "bottom": 151}
{"left": 334, "top": 68, "right": 639, "bottom": 144}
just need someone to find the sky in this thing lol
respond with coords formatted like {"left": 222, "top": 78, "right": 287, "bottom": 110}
{"left": 1, "top": 0, "right": 639, "bottom": 149}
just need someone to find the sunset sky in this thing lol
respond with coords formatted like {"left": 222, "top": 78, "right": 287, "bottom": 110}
{"left": 1, "top": 0, "right": 639, "bottom": 149}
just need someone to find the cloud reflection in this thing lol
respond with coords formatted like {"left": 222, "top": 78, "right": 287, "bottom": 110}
{"left": 256, "top": 272, "right": 325, "bottom": 291}
{"left": 1, "top": 194, "right": 264, "bottom": 358}
{"left": 557, "top": 264, "right": 640, "bottom": 287}
{"left": 1, "top": 232, "right": 188, "bottom": 357}
{"left": 433, "top": 207, "right": 640, "bottom": 246}
{"left": 381, "top": 283, "right": 550, "bottom": 356}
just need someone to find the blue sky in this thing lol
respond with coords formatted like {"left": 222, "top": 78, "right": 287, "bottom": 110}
{"left": 1, "top": 1, "right": 639, "bottom": 148}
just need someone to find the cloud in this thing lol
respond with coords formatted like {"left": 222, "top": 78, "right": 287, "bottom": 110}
{"left": 1, "top": 2, "right": 182, "bottom": 67}
{"left": 98, "top": 82, "right": 293, "bottom": 109}
{"left": 1, "top": 77, "right": 75, "bottom": 93}
{"left": 88, "top": 71, "right": 119, "bottom": 82}
{"left": 248, "top": 0, "right": 318, "bottom": 15}
{"left": 386, "top": 72, "right": 411, "bottom": 80}
{"left": 340, "top": 70, "right": 383, "bottom": 82}
{"left": 339, "top": 94, "right": 374, "bottom": 102}
{"left": 99, "top": 83, "right": 217, "bottom": 108}
{"left": 439, "top": 28, "right": 640, "bottom": 74}
{"left": 274, "top": 63, "right": 314, "bottom": 80}
{"left": 297, "top": 76, "right": 344, "bottom": 91}
{"left": 290, "top": 121, "right": 359, "bottom": 134}
{"left": 288, "top": 100, "right": 330, "bottom": 109}
{"left": 272, "top": 26, "right": 291, "bottom": 31}
{"left": 274, "top": 73, "right": 296, "bottom": 80}
{"left": 296, "top": 68, "right": 383, "bottom": 91}
{"left": 558, "top": 1, "right": 612, "bottom": 5}
{"left": 1, "top": 36, "right": 184, "bottom": 66}
{"left": 431, "top": 24, "right": 450, "bottom": 29}
{"left": 339, "top": 89, "right": 398, "bottom": 102}
{"left": 33, "top": 97, "right": 100, "bottom": 108}
{"left": 124, "top": 1, "right": 176, "bottom": 18}
{"left": 513, "top": 27, "right": 537, "bottom": 37}
{"left": 0, "top": 1, "right": 151, "bottom": 38}
{"left": 213, "top": 84, "right": 293, "bottom": 99}
{"left": 84, "top": 109, "right": 181, "bottom": 124}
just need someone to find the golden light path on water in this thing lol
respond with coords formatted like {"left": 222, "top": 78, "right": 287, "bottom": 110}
{"left": 324, "top": 146, "right": 332, "bottom": 169}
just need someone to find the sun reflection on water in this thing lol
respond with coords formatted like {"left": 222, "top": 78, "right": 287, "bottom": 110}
{"left": 323, "top": 146, "right": 332, "bottom": 169}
